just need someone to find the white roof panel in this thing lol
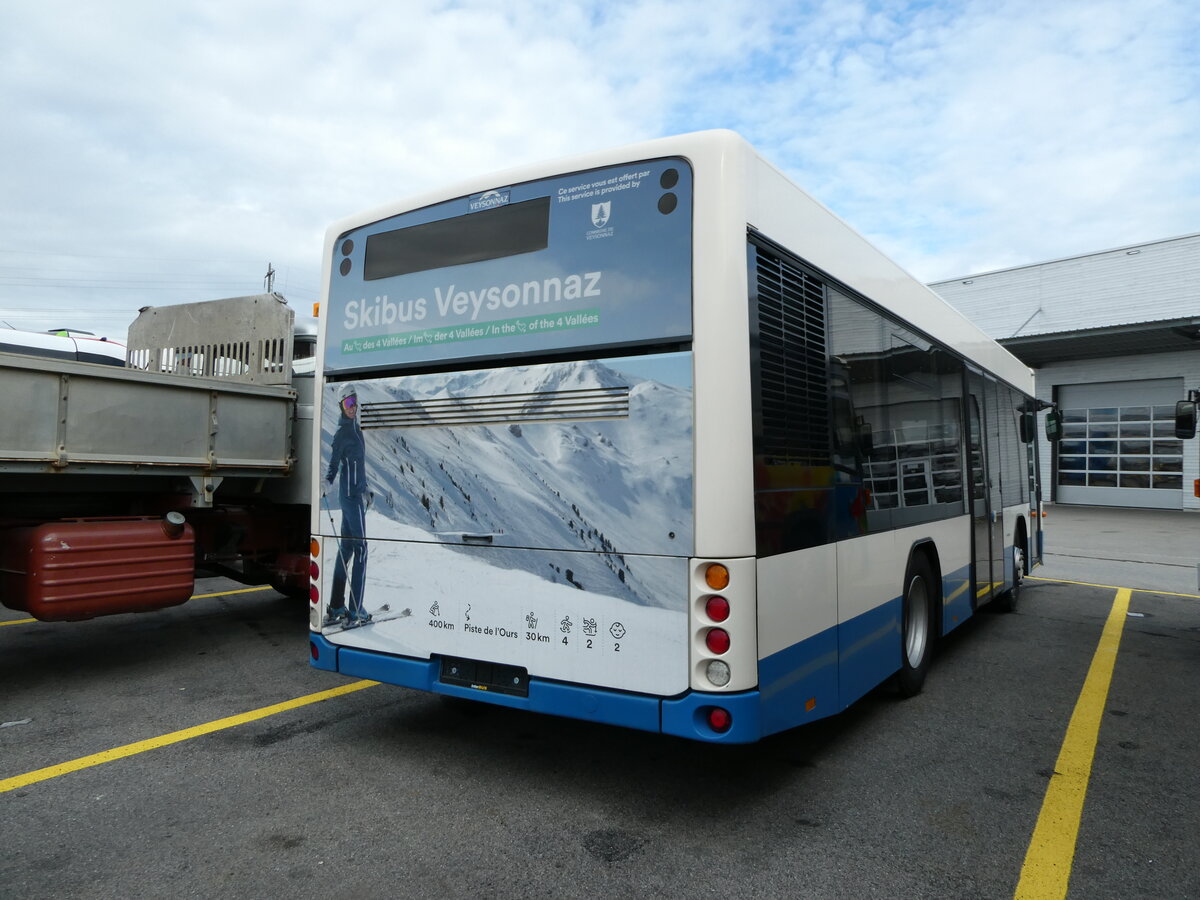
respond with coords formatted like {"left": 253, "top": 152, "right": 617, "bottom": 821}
{"left": 929, "top": 232, "right": 1200, "bottom": 339}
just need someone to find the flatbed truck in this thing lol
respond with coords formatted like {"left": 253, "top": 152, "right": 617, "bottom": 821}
{"left": 0, "top": 293, "right": 314, "bottom": 621}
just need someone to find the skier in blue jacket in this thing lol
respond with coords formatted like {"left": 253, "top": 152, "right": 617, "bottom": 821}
{"left": 325, "top": 385, "right": 371, "bottom": 626}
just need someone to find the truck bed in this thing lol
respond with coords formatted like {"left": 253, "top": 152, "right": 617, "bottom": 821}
{"left": 0, "top": 351, "right": 295, "bottom": 478}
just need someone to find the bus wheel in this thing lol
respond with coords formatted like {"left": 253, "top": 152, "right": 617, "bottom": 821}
{"left": 993, "top": 527, "right": 1026, "bottom": 614}
{"left": 896, "top": 554, "right": 935, "bottom": 697}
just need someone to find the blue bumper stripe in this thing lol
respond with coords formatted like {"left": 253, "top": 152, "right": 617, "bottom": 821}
{"left": 312, "top": 634, "right": 755, "bottom": 741}
{"left": 310, "top": 560, "right": 982, "bottom": 743}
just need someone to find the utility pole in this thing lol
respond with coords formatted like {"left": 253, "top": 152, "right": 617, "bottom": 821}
{"left": 264, "top": 262, "right": 276, "bottom": 293}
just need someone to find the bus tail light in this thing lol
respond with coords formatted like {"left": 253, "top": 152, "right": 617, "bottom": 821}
{"left": 692, "top": 558, "right": 755, "bottom": 692}
{"left": 705, "top": 595, "right": 730, "bottom": 622}
{"left": 706, "top": 660, "right": 731, "bottom": 686}
{"left": 705, "top": 627, "right": 730, "bottom": 655}
{"left": 707, "top": 707, "right": 732, "bottom": 733}
{"left": 309, "top": 537, "right": 320, "bottom": 606}
{"left": 705, "top": 563, "right": 730, "bottom": 590}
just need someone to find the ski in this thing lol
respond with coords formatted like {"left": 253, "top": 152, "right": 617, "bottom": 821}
{"left": 322, "top": 603, "right": 413, "bottom": 634}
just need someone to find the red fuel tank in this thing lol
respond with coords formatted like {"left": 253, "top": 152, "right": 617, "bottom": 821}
{"left": 0, "top": 515, "right": 195, "bottom": 621}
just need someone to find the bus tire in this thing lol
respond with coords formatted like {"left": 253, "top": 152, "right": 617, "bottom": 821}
{"left": 992, "top": 523, "right": 1027, "bottom": 614}
{"left": 896, "top": 553, "right": 935, "bottom": 697}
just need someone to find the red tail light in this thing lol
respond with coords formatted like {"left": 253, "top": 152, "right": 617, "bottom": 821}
{"left": 705, "top": 595, "right": 730, "bottom": 622}
{"left": 708, "top": 707, "right": 732, "bottom": 733}
{"left": 705, "top": 627, "right": 730, "bottom": 655}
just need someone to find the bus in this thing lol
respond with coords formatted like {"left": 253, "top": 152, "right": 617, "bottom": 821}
{"left": 1, "top": 327, "right": 126, "bottom": 366}
{"left": 307, "top": 130, "right": 1047, "bottom": 743}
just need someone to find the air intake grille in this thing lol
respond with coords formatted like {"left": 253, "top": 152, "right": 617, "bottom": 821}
{"left": 753, "top": 244, "right": 830, "bottom": 464}
{"left": 361, "top": 386, "right": 630, "bottom": 429}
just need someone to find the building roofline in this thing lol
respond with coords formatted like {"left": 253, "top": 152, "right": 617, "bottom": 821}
{"left": 997, "top": 315, "right": 1200, "bottom": 367}
{"left": 930, "top": 231, "right": 1200, "bottom": 286}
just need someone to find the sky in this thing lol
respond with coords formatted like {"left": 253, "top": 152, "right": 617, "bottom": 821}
{"left": 2, "top": 0, "right": 1197, "bottom": 341}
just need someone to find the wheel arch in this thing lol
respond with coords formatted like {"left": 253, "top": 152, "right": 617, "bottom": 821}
{"left": 1013, "top": 515, "right": 1030, "bottom": 577}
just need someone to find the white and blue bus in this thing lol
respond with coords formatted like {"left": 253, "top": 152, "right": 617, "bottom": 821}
{"left": 307, "top": 130, "right": 1045, "bottom": 743}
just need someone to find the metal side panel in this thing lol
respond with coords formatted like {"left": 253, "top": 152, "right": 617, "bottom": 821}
{"left": 0, "top": 351, "right": 295, "bottom": 476}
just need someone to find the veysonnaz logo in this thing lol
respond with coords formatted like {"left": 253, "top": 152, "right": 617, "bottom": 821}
{"left": 469, "top": 189, "right": 510, "bottom": 211}
{"left": 587, "top": 201, "right": 614, "bottom": 241}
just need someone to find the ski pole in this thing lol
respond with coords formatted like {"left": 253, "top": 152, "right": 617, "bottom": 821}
{"left": 320, "top": 490, "right": 354, "bottom": 572}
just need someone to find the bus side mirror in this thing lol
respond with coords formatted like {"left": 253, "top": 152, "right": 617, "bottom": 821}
{"left": 1045, "top": 411, "right": 1063, "bottom": 442}
{"left": 1176, "top": 400, "right": 1197, "bottom": 439}
{"left": 1019, "top": 412, "right": 1035, "bottom": 444}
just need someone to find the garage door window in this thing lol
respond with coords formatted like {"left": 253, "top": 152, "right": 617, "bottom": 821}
{"left": 1058, "top": 406, "right": 1183, "bottom": 490}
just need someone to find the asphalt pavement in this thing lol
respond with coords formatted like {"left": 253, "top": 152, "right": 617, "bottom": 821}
{"left": 1035, "top": 503, "right": 1199, "bottom": 594}
{"left": 3, "top": 505, "right": 1198, "bottom": 899}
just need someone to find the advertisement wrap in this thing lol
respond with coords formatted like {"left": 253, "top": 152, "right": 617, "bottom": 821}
{"left": 317, "top": 354, "right": 694, "bottom": 696}
{"left": 317, "top": 158, "right": 695, "bottom": 697}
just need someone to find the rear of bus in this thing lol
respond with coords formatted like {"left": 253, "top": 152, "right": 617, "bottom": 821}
{"left": 307, "top": 134, "right": 758, "bottom": 741}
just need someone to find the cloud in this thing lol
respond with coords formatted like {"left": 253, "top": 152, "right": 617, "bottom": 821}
{"left": 1, "top": 0, "right": 1197, "bottom": 336}
{"left": 709, "top": 0, "right": 1200, "bottom": 278}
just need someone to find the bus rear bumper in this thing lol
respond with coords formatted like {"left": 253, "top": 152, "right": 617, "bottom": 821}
{"left": 309, "top": 634, "right": 764, "bottom": 743}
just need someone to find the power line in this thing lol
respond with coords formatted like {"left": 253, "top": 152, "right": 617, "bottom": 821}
{"left": 0, "top": 278, "right": 319, "bottom": 299}
{"left": 0, "top": 248, "right": 321, "bottom": 275}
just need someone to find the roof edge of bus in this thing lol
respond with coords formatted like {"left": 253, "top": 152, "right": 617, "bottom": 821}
{"left": 316, "top": 132, "right": 1033, "bottom": 392}
{"left": 323, "top": 129, "right": 751, "bottom": 246}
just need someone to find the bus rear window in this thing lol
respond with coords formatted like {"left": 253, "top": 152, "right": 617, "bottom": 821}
{"left": 364, "top": 197, "right": 551, "bottom": 280}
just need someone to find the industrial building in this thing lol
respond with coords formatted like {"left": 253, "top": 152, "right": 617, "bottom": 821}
{"left": 930, "top": 232, "right": 1200, "bottom": 512}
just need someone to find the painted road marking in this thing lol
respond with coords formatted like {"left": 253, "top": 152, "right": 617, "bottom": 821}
{"left": 0, "top": 585, "right": 275, "bottom": 628}
{"left": 0, "top": 680, "right": 378, "bottom": 793}
{"left": 1014, "top": 588, "right": 1131, "bottom": 900}
{"left": 192, "top": 585, "right": 274, "bottom": 599}
{"left": 1027, "top": 575, "right": 1200, "bottom": 600}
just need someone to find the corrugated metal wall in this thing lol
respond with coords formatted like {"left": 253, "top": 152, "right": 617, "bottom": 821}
{"left": 931, "top": 233, "right": 1200, "bottom": 340}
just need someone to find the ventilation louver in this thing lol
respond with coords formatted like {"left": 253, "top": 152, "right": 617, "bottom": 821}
{"left": 754, "top": 245, "right": 830, "bottom": 464}
{"left": 361, "top": 386, "right": 630, "bottom": 429}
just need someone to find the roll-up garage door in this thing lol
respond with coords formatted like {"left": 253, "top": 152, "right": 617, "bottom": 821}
{"left": 1056, "top": 378, "right": 1184, "bottom": 509}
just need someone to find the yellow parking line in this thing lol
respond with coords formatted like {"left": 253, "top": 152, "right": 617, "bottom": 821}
{"left": 1027, "top": 575, "right": 1200, "bottom": 600}
{"left": 1014, "top": 588, "right": 1130, "bottom": 899}
{"left": 0, "top": 679, "right": 378, "bottom": 793}
{"left": 191, "top": 585, "right": 273, "bottom": 599}
{"left": 0, "top": 586, "right": 275, "bottom": 629}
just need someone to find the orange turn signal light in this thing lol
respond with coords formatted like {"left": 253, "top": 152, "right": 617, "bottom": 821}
{"left": 705, "top": 563, "right": 730, "bottom": 591}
